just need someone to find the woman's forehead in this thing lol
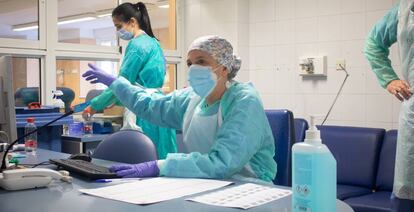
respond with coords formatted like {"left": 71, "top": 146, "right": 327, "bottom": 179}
{"left": 187, "top": 50, "right": 214, "bottom": 61}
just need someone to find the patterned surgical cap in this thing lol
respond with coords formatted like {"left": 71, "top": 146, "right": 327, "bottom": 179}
{"left": 188, "top": 35, "right": 242, "bottom": 80}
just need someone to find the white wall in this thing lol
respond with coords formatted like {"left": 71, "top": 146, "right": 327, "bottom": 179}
{"left": 183, "top": 0, "right": 401, "bottom": 129}
{"left": 183, "top": 0, "right": 250, "bottom": 83}
{"left": 26, "top": 58, "right": 40, "bottom": 87}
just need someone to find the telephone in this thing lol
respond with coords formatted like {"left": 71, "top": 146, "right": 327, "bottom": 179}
{"left": 0, "top": 168, "right": 72, "bottom": 191}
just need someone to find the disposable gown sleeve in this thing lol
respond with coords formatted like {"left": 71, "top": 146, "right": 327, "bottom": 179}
{"left": 159, "top": 91, "right": 266, "bottom": 180}
{"left": 364, "top": 5, "right": 400, "bottom": 88}
{"left": 109, "top": 77, "right": 191, "bottom": 130}
{"left": 90, "top": 48, "right": 146, "bottom": 111}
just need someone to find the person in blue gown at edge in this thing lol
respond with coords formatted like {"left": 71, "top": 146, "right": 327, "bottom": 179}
{"left": 83, "top": 2, "right": 177, "bottom": 160}
{"left": 365, "top": 1, "right": 414, "bottom": 211}
{"left": 82, "top": 35, "right": 277, "bottom": 183}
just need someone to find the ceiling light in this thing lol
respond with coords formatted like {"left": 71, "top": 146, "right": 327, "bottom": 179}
{"left": 13, "top": 24, "right": 38, "bottom": 32}
{"left": 97, "top": 13, "right": 111, "bottom": 18}
{"left": 158, "top": 4, "right": 169, "bottom": 9}
{"left": 97, "top": 9, "right": 113, "bottom": 18}
{"left": 57, "top": 15, "right": 96, "bottom": 25}
{"left": 12, "top": 14, "right": 96, "bottom": 31}
{"left": 157, "top": 0, "right": 169, "bottom": 9}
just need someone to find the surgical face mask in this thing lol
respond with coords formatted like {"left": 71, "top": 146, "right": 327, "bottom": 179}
{"left": 117, "top": 28, "right": 134, "bottom": 40}
{"left": 188, "top": 64, "right": 218, "bottom": 98}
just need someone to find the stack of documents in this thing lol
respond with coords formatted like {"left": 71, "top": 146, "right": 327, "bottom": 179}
{"left": 79, "top": 177, "right": 233, "bottom": 205}
{"left": 187, "top": 183, "right": 292, "bottom": 209}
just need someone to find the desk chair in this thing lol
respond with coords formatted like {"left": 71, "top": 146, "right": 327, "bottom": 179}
{"left": 57, "top": 87, "right": 75, "bottom": 112}
{"left": 294, "top": 118, "right": 308, "bottom": 143}
{"left": 317, "top": 125, "right": 385, "bottom": 200}
{"left": 85, "top": 89, "right": 104, "bottom": 113}
{"left": 344, "top": 130, "right": 397, "bottom": 212}
{"left": 265, "top": 109, "right": 296, "bottom": 186}
{"left": 92, "top": 130, "right": 158, "bottom": 164}
{"left": 14, "top": 87, "right": 39, "bottom": 107}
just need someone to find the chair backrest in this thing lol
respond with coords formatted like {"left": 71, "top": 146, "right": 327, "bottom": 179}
{"left": 376, "top": 130, "right": 397, "bottom": 191}
{"left": 265, "top": 109, "right": 295, "bottom": 186}
{"left": 85, "top": 89, "right": 104, "bottom": 102}
{"left": 294, "top": 118, "right": 308, "bottom": 142}
{"left": 57, "top": 87, "right": 75, "bottom": 112}
{"left": 318, "top": 125, "right": 385, "bottom": 189}
{"left": 14, "top": 87, "right": 39, "bottom": 106}
{"left": 92, "top": 130, "right": 158, "bottom": 164}
{"left": 85, "top": 89, "right": 104, "bottom": 113}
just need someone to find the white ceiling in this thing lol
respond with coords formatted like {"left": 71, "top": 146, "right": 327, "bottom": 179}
{"left": 0, "top": 0, "right": 169, "bottom": 40}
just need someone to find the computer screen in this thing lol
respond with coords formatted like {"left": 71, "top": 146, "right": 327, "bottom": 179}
{"left": 0, "top": 56, "right": 17, "bottom": 143}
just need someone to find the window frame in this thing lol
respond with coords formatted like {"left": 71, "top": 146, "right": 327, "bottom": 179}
{"left": 0, "top": 0, "right": 183, "bottom": 105}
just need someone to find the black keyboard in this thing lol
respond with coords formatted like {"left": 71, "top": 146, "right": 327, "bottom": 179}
{"left": 49, "top": 159, "right": 118, "bottom": 180}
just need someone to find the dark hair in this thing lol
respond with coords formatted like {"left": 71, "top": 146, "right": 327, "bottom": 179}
{"left": 112, "top": 2, "right": 156, "bottom": 39}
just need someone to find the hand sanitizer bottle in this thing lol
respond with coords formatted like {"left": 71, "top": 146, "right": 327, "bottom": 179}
{"left": 292, "top": 115, "right": 337, "bottom": 212}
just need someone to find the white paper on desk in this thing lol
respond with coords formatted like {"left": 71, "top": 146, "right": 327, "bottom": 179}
{"left": 79, "top": 177, "right": 233, "bottom": 205}
{"left": 186, "top": 183, "right": 292, "bottom": 210}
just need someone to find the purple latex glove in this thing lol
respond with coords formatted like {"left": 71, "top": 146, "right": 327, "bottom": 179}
{"left": 109, "top": 161, "right": 160, "bottom": 178}
{"left": 82, "top": 63, "right": 116, "bottom": 87}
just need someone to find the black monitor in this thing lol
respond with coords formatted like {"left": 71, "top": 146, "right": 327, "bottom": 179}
{"left": 0, "top": 56, "right": 17, "bottom": 143}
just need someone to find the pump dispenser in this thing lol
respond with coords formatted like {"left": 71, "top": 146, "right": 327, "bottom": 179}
{"left": 305, "top": 115, "right": 321, "bottom": 142}
{"left": 292, "top": 115, "right": 337, "bottom": 212}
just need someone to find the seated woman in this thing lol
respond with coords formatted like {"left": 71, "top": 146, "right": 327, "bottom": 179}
{"left": 83, "top": 35, "right": 277, "bottom": 182}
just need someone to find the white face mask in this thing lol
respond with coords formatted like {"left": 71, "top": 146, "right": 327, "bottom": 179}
{"left": 187, "top": 65, "right": 218, "bottom": 98}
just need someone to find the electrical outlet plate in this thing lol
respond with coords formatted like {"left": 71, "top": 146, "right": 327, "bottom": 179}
{"left": 299, "top": 56, "right": 327, "bottom": 77}
{"left": 336, "top": 60, "right": 346, "bottom": 71}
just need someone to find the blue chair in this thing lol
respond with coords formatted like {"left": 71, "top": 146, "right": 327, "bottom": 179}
{"left": 294, "top": 118, "right": 308, "bottom": 142}
{"left": 92, "top": 130, "right": 158, "bottom": 164}
{"left": 317, "top": 125, "right": 385, "bottom": 200}
{"left": 344, "top": 130, "right": 398, "bottom": 212}
{"left": 57, "top": 87, "right": 75, "bottom": 113}
{"left": 85, "top": 89, "right": 104, "bottom": 113}
{"left": 14, "top": 87, "right": 39, "bottom": 106}
{"left": 265, "top": 109, "right": 295, "bottom": 186}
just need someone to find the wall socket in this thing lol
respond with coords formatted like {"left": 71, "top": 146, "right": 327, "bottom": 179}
{"left": 336, "top": 60, "right": 346, "bottom": 71}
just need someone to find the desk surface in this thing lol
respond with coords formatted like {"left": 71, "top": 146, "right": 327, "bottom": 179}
{"left": 0, "top": 149, "right": 354, "bottom": 212}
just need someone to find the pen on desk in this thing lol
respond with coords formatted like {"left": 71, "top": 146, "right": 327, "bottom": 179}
{"left": 95, "top": 178, "right": 141, "bottom": 183}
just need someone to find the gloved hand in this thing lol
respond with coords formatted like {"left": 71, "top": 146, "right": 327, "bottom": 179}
{"left": 82, "top": 106, "right": 95, "bottom": 121}
{"left": 109, "top": 161, "right": 160, "bottom": 178}
{"left": 386, "top": 79, "right": 412, "bottom": 101}
{"left": 82, "top": 63, "right": 116, "bottom": 87}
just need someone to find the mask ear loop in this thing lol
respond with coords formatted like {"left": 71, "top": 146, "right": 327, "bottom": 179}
{"left": 212, "top": 65, "right": 231, "bottom": 88}
{"left": 221, "top": 66, "right": 234, "bottom": 89}
{"left": 226, "top": 80, "right": 232, "bottom": 89}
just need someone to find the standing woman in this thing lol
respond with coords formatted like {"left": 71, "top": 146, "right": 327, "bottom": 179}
{"left": 83, "top": 2, "right": 176, "bottom": 159}
{"left": 365, "top": 1, "right": 414, "bottom": 211}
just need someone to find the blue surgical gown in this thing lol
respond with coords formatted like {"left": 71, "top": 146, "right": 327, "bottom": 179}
{"left": 109, "top": 77, "right": 277, "bottom": 182}
{"left": 89, "top": 34, "right": 177, "bottom": 159}
{"left": 364, "top": 5, "right": 399, "bottom": 88}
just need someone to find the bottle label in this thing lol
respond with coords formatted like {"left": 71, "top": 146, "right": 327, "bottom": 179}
{"left": 292, "top": 152, "right": 337, "bottom": 212}
{"left": 25, "top": 139, "right": 38, "bottom": 149}
{"left": 84, "top": 124, "right": 93, "bottom": 134}
{"left": 293, "top": 153, "right": 312, "bottom": 212}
